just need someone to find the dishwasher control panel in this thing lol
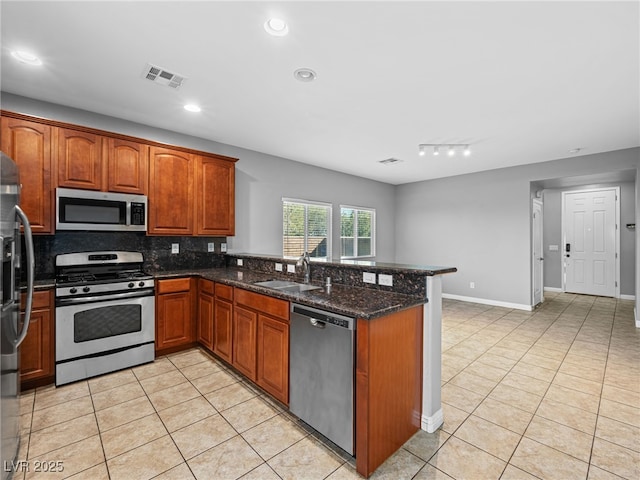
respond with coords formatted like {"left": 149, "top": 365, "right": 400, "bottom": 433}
{"left": 291, "top": 304, "right": 355, "bottom": 330}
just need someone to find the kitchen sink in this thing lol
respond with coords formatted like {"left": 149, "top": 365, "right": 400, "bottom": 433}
{"left": 254, "top": 280, "right": 321, "bottom": 292}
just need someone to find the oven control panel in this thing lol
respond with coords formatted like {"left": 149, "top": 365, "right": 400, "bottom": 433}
{"left": 56, "top": 279, "right": 155, "bottom": 298}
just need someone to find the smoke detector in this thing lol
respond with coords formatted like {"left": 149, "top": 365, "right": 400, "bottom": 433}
{"left": 142, "top": 63, "right": 186, "bottom": 89}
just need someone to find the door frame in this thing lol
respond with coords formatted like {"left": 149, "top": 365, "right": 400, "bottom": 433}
{"left": 532, "top": 198, "right": 544, "bottom": 306}
{"left": 561, "top": 186, "right": 620, "bottom": 298}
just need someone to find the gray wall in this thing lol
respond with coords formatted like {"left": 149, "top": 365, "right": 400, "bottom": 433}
{"left": 395, "top": 149, "right": 640, "bottom": 308}
{"left": 1, "top": 93, "right": 397, "bottom": 261}
{"left": 543, "top": 183, "right": 636, "bottom": 296}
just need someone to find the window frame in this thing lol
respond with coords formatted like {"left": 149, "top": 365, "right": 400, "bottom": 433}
{"left": 340, "top": 205, "right": 376, "bottom": 259}
{"left": 282, "top": 197, "right": 332, "bottom": 261}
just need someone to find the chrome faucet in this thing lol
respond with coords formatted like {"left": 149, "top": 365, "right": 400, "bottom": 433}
{"left": 297, "top": 251, "right": 311, "bottom": 283}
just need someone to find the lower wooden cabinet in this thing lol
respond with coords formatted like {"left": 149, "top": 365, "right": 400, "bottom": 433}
{"left": 20, "top": 290, "right": 54, "bottom": 389}
{"left": 233, "top": 288, "right": 290, "bottom": 404}
{"left": 213, "top": 283, "right": 233, "bottom": 363}
{"left": 197, "top": 279, "right": 214, "bottom": 351}
{"left": 155, "top": 278, "right": 195, "bottom": 354}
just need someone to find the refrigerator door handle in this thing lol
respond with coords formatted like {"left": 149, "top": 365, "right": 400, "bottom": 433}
{"left": 14, "top": 205, "right": 34, "bottom": 347}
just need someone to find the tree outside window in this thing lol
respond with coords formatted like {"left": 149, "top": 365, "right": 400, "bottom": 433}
{"left": 341, "top": 206, "right": 375, "bottom": 259}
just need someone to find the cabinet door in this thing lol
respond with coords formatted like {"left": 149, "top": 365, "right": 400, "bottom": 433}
{"left": 0, "top": 117, "right": 53, "bottom": 233}
{"left": 214, "top": 298, "right": 233, "bottom": 363}
{"left": 156, "top": 291, "right": 194, "bottom": 351}
{"left": 148, "top": 147, "right": 194, "bottom": 235}
{"left": 232, "top": 305, "right": 257, "bottom": 380}
{"left": 107, "top": 138, "right": 148, "bottom": 194}
{"left": 58, "top": 128, "right": 103, "bottom": 190}
{"left": 257, "top": 314, "right": 289, "bottom": 404}
{"left": 197, "top": 283, "right": 215, "bottom": 351}
{"left": 195, "top": 156, "right": 235, "bottom": 236}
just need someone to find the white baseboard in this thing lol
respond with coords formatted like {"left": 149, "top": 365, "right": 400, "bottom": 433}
{"left": 620, "top": 294, "right": 636, "bottom": 301}
{"left": 442, "top": 293, "right": 533, "bottom": 311}
{"left": 544, "top": 287, "right": 563, "bottom": 293}
{"left": 635, "top": 308, "right": 639, "bottom": 328}
{"left": 421, "top": 409, "right": 443, "bottom": 433}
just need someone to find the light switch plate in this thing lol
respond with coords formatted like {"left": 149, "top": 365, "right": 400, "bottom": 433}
{"left": 221, "top": 243, "right": 227, "bottom": 252}
{"left": 275, "top": 263, "right": 283, "bottom": 272}
{"left": 378, "top": 274, "right": 393, "bottom": 286}
{"left": 287, "top": 264, "right": 296, "bottom": 274}
{"left": 237, "top": 259, "right": 243, "bottom": 266}
{"left": 171, "top": 243, "right": 179, "bottom": 254}
{"left": 363, "top": 272, "right": 376, "bottom": 284}
{"left": 207, "top": 242, "right": 215, "bottom": 252}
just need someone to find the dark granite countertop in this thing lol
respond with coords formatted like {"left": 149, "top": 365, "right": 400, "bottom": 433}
{"left": 153, "top": 267, "right": 426, "bottom": 320}
{"left": 227, "top": 253, "right": 457, "bottom": 276}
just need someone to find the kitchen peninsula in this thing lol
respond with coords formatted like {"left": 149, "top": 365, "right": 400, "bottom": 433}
{"left": 154, "top": 253, "right": 456, "bottom": 477}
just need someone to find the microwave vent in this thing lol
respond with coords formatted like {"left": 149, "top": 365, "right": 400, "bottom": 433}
{"left": 142, "top": 63, "right": 186, "bottom": 89}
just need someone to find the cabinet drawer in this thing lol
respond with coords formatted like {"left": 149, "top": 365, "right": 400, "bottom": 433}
{"left": 215, "top": 283, "right": 234, "bottom": 301}
{"left": 21, "top": 290, "right": 51, "bottom": 310}
{"left": 157, "top": 277, "right": 191, "bottom": 294}
{"left": 235, "top": 288, "right": 289, "bottom": 321}
{"left": 199, "top": 279, "right": 214, "bottom": 295}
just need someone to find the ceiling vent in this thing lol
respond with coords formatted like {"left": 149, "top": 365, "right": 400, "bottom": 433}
{"left": 378, "top": 158, "right": 402, "bottom": 165}
{"left": 142, "top": 63, "right": 186, "bottom": 89}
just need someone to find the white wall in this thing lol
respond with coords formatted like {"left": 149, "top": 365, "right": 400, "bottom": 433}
{"left": 1, "top": 93, "right": 397, "bottom": 261}
{"left": 395, "top": 149, "right": 640, "bottom": 309}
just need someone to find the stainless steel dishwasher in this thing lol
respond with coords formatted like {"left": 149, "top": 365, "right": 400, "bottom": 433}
{"left": 289, "top": 303, "right": 355, "bottom": 455}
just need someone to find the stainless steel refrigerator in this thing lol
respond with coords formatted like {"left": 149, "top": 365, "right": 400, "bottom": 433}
{"left": 1, "top": 152, "right": 34, "bottom": 480}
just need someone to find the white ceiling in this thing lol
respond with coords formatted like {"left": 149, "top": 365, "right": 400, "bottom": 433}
{"left": 1, "top": 1, "right": 638, "bottom": 185}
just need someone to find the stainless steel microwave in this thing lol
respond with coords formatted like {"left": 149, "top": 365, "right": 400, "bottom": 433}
{"left": 56, "top": 188, "right": 147, "bottom": 231}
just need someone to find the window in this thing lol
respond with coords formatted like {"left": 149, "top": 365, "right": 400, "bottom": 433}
{"left": 283, "top": 198, "right": 332, "bottom": 260}
{"left": 341, "top": 206, "right": 375, "bottom": 258}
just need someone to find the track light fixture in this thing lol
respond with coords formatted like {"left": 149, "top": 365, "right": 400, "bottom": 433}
{"left": 418, "top": 143, "right": 471, "bottom": 157}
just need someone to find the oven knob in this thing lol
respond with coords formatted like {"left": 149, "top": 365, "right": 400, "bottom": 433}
{"left": 82, "top": 286, "right": 90, "bottom": 293}
{"left": 70, "top": 287, "right": 77, "bottom": 294}
{"left": 128, "top": 282, "right": 135, "bottom": 288}
{"left": 138, "top": 281, "right": 145, "bottom": 287}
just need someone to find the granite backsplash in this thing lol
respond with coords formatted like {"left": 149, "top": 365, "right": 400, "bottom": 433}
{"left": 29, "top": 232, "right": 227, "bottom": 280}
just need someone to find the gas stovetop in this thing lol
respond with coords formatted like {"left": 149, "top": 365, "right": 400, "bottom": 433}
{"left": 55, "top": 251, "right": 154, "bottom": 297}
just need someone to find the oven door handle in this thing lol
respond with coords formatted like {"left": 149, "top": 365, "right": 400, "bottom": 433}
{"left": 56, "top": 289, "right": 155, "bottom": 307}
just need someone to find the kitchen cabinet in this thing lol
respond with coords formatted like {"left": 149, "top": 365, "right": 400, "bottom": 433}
{"left": 148, "top": 146, "right": 194, "bottom": 235}
{"left": 234, "top": 288, "right": 289, "bottom": 404}
{"left": 197, "top": 279, "right": 215, "bottom": 351}
{"left": 0, "top": 116, "right": 53, "bottom": 234}
{"left": 155, "top": 278, "right": 196, "bottom": 354}
{"left": 20, "top": 290, "right": 54, "bottom": 389}
{"left": 213, "top": 283, "right": 233, "bottom": 363}
{"left": 57, "top": 128, "right": 104, "bottom": 190}
{"left": 107, "top": 138, "right": 148, "bottom": 194}
{"left": 195, "top": 156, "right": 235, "bottom": 236}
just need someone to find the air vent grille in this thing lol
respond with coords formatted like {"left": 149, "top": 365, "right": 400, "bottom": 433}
{"left": 378, "top": 158, "right": 402, "bottom": 165}
{"left": 143, "top": 63, "right": 186, "bottom": 89}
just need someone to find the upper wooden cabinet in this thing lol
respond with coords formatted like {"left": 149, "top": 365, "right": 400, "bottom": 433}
{"left": 0, "top": 116, "right": 53, "bottom": 234}
{"left": 148, "top": 146, "right": 194, "bottom": 235}
{"left": 107, "top": 138, "right": 148, "bottom": 194}
{"left": 57, "top": 128, "right": 104, "bottom": 190}
{"left": 196, "top": 156, "right": 235, "bottom": 236}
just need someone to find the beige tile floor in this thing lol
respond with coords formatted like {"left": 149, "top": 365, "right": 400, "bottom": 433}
{"left": 16, "top": 292, "right": 640, "bottom": 479}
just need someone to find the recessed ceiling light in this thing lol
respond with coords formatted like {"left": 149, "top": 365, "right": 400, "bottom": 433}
{"left": 184, "top": 104, "right": 201, "bottom": 113}
{"left": 11, "top": 50, "right": 42, "bottom": 66}
{"left": 264, "top": 18, "right": 289, "bottom": 36}
{"left": 294, "top": 68, "right": 317, "bottom": 82}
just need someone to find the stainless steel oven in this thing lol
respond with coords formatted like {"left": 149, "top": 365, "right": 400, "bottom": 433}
{"left": 54, "top": 251, "right": 155, "bottom": 386}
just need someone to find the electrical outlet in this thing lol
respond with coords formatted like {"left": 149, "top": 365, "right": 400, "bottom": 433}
{"left": 207, "top": 242, "right": 215, "bottom": 252}
{"left": 378, "top": 274, "right": 393, "bottom": 286}
{"left": 237, "top": 259, "right": 243, "bottom": 266}
{"left": 287, "top": 264, "right": 296, "bottom": 274}
{"left": 171, "top": 243, "right": 179, "bottom": 254}
{"left": 275, "top": 263, "right": 283, "bottom": 272}
{"left": 363, "top": 272, "right": 376, "bottom": 284}
{"left": 221, "top": 243, "right": 227, "bottom": 252}
{"left": 470, "top": 282, "right": 475, "bottom": 289}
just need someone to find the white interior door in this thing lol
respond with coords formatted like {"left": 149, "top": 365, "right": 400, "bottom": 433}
{"left": 532, "top": 199, "right": 544, "bottom": 305}
{"left": 563, "top": 188, "right": 618, "bottom": 297}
